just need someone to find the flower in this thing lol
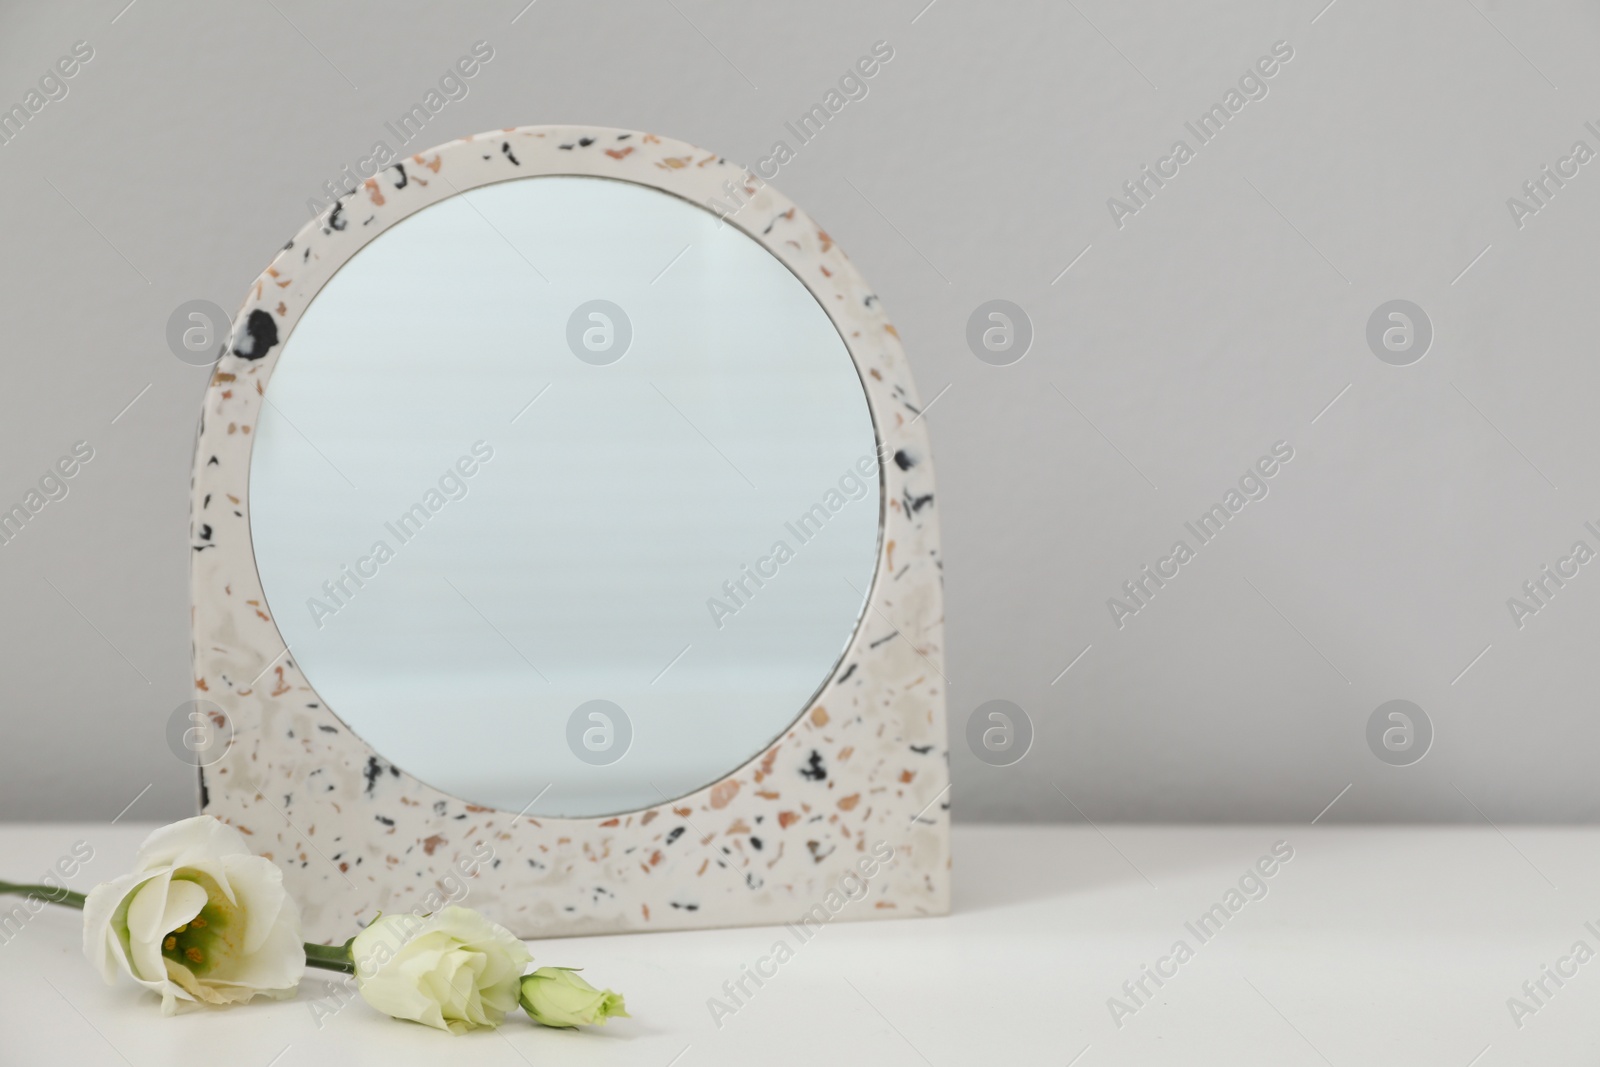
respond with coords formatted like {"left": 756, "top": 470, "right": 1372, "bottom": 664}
{"left": 81, "top": 816, "right": 305, "bottom": 1014}
{"left": 519, "top": 967, "right": 629, "bottom": 1028}
{"left": 351, "top": 906, "right": 532, "bottom": 1034}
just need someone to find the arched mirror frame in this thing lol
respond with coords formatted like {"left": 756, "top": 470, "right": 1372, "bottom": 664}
{"left": 190, "top": 125, "right": 948, "bottom": 941}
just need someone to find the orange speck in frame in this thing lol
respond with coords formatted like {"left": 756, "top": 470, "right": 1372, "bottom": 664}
{"left": 778, "top": 811, "right": 800, "bottom": 829}
{"left": 838, "top": 794, "right": 861, "bottom": 811}
{"left": 605, "top": 146, "right": 634, "bottom": 160}
{"left": 810, "top": 706, "right": 829, "bottom": 727}
{"left": 884, "top": 324, "right": 899, "bottom": 338}
{"left": 900, "top": 769, "right": 916, "bottom": 783}
{"left": 600, "top": 818, "right": 619, "bottom": 827}
{"left": 364, "top": 178, "right": 385, "bottom": 206}
{"left": 421, "top": 834, "right": 446, "bottom": 855}
{"left": 709, "top": 780, "right": 740, "bottom": 810}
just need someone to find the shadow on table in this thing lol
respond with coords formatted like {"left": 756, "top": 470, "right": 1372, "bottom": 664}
{"left": 949, "top": 824, "right": 1312, "bottom": 915}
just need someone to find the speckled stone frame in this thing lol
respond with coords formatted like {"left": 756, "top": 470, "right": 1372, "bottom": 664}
{"left": 190, "top": 125, "right": 948, "bottom": 942}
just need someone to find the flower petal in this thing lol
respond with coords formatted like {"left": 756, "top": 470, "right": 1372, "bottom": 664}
{"left": 126, "top": 875, "right": 205, "bottom": 984}
{"left": 133, "top": 816, "right": 252, "bottom": 872}
{"left": 217, "top": 855, "right": 289, "bottom": 955}
{"left": 81, "top": 872, "right": 151, "bottom": 985}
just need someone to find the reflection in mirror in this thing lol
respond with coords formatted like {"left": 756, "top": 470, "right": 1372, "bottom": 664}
{"left": 249, "top": 176, "right": 880, "bottom": 817}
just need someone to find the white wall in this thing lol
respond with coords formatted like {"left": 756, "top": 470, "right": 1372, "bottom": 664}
{"left": 1, "top": 0, "right": 1595, "bottom": 822}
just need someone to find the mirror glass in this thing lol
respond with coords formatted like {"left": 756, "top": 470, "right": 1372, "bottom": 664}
{"left": 249, "top": 176, "right": 880, "bottom": 817}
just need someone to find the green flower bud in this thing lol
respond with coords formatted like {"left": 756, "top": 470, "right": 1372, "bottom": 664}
{"left": 518, "top": 966, "right": 629, "bottom": 1028}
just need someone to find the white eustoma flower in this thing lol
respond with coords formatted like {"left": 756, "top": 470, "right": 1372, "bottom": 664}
{"left": 82, "top": 816, "right": 304, "bottom": 1014}
{"left": 351, "top": 906, "right": 532, "bottom": 1034}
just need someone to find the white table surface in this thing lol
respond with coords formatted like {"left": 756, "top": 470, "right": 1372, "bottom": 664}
{"left": 0, "top": 821, "right": 1592, "bottom": 1065}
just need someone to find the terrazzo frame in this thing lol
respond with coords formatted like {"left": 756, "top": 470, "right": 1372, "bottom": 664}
{"left": 190, "top": 125, "right": 949, "bottom": 942}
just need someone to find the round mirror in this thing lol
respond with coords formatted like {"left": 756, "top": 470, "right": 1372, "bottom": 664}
{"left": 248, "top": 175, "right": 880, "bottom": 817}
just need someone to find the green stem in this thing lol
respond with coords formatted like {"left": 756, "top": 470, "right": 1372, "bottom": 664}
{"left": 303, "top": 941, "right": 356, "bottom": 974}
{"left": 0, "top": 882, "right": 86, "bottom": 909}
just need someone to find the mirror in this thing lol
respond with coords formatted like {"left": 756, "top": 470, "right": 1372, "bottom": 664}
{"left": 247, "top": 175, "right": 881, "bottom": 817}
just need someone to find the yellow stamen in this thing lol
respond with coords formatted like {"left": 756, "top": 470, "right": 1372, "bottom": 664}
{"left": 185, "top": 946, "right": 203, "bottom": 964}
{"left": 173, "top": 923, "right": 188, "bottom": 933}
{"left": 163, "top": 936, "right": 177, "bottom": 951}
{"left": 190, "top": 917, "right": 207, "bottom": 928}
